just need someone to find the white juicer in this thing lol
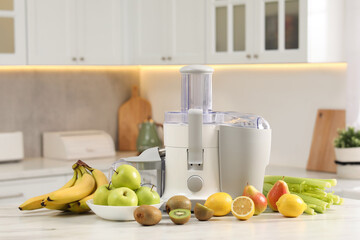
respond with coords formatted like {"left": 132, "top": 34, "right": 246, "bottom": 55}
{"left": 161, "top": 65, "right": 271, "bottom": 204}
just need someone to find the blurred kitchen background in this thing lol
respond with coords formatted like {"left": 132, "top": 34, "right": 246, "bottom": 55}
{"left": 0, "top": 0, "right": 356, "bottom": 170}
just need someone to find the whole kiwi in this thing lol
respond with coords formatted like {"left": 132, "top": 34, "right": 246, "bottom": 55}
{"left": 194, "top": 203, "right": 214, "bottom": 221}
{"left": 134, "top": 205, "right": 162, "bottom": 226}
{"left": 169, "top": 209, "right": 191, "bottom": 225}
{"left": 166, "top": 195, "right": 191, "bottom": 214}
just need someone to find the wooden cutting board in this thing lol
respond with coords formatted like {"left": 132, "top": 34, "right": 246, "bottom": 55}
{"left": 306, "top": 109, "right": 346, "bottom": 173}
{"left": 118, "top": 86, "right": 152, "bottom": 151}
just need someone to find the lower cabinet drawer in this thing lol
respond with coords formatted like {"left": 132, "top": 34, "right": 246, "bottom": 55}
{"left": 0, "top": 175, "right": 68, "bottom": 206}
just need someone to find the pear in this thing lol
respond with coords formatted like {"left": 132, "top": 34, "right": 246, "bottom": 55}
{"left": 267, "top": 180, "right": 290, "bottom": 211}
{"left": 243, "top": 184, "right": 268, "bottom": 215}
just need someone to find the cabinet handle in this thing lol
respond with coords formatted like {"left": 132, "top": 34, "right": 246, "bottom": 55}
{"left": 246, "top": 54, "right": 251, "bottom": 59}
{"left": 167, "top": 56, "right": 172, "bottom": 61}
{"left": 161, "top": 57, "right": 166, "bottom": 61}
{"left": 253, "top": 54, "right": 259, "bottom": 59}
{"left": 80, "top": 57, "right": 84, "bottom": 61}
{"left": 72, "top": 57, "right": 77, "bottom": 61}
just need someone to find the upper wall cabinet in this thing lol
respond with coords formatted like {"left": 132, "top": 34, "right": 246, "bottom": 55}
{"left": 207, "top": 0, "right": 344, "bottom": 64}
{"left": 129, "top": 0, "right": 205, "bottom": 65}
{"left": 27, "top": 0, "right": 124, "bottom": 65}
{"left": 0, "top": 0, "right": 26, "bottom": 65}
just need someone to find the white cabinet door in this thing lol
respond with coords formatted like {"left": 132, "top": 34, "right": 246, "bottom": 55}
{"left": 27, "top": 0, "right": 124, "bottom": 65}
{"left": 27, "top": 0, "right": 77, "bottom": 65}
{"left": 77, "top": 0, "right": 123, "bottom": 65}
{"left": 254, "top": 0, "right": 306, "bottom": 63}
{"left": 168, "top": 0, "right": 205, "bottom": 64}
{"left": 0, "top": 175, "right": 67, "bottom": 206}
{"left": 0, "top": 0, "right": 26, "bottom": 65}
{"left": 131, "top": 0, "right": 206, "bottom": 65}
{"left": 206, "top": 0, "right": 254, "bottom": 64}
{"left": 132, "top": 0, "right": 166, "bottom": 64}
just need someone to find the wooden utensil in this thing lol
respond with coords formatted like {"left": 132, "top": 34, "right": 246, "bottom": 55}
{"left": 118, "top": 86, "right": 152, "bottom": 151}
{"left": 307, "top": 109, "right": 346, "bottom": 173}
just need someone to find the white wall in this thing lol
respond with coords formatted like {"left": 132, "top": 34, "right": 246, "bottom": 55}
{"left": 140, "top": 64, "right": 346, "bottom": 168}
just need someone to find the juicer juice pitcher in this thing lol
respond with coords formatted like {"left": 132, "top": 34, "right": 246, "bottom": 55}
{"left": 161, "top": 65, "right": 272, "bottom": 203}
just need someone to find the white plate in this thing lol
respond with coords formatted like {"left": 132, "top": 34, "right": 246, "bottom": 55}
{"left": 86, "top": 199, "right": 164, "bottom": 221}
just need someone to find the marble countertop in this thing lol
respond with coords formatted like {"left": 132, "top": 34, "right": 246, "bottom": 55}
{"left": 0, "top": 152, "right": 137, "bottom": 181}
{"left": 1, "top": 198, "right": 360, "bottom": 239}
{"left": 1, "top": 159, "right": 360, "bottom": 239}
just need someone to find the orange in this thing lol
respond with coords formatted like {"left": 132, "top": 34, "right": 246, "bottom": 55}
{"left": 231, "top": 196, "right": 255, "bottom": 220}
{"left": 204, "top": 192, "right": 232, "bottom": 216}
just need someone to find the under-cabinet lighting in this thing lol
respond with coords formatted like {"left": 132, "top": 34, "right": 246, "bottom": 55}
{"left": 0, "top": 63, "right": 347, "bottom": 71}
{"left": 140, "top": 63, "right": 347, "bottom": 71}
{"left": 0, "top": 65, "right": 140, "bottom": 71}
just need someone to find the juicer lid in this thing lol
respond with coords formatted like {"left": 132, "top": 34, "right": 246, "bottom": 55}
{"left": 180, "top": 65, "right": 214, "bottom": 74}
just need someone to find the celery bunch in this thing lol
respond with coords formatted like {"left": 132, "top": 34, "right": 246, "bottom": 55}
{"left": 263, "top": 176, "right": 343, "bottom": 215}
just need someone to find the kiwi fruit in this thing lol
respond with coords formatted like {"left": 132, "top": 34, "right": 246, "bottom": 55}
{"left": 169, "top": 209, "right": 191, "bottom": 225}
{"left": 133, "top": 205, "right": 162, "bottom": 226}
{"left": 194, "top": 203, "right": 214, "bottom": 221}
{"left": 166, "top": 195, "right": 191, "bottom": 214}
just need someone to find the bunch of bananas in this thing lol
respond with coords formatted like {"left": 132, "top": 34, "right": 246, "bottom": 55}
{"left": 19, "top": 160, "right": 108, "bottom": 213}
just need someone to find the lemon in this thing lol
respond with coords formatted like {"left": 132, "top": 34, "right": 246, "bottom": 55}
{"left": 276, "top": 193, "right": 307, "bottom": 218}
{"left": 231, "top": 196, "right": 255, "bottom": 221}
{"left": 204, "top": 192, "right": 232, "bottom": 216}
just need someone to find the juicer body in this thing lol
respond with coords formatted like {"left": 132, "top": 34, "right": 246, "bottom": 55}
{"left": 161, "top": 123, "right": 220, "bottom": 202}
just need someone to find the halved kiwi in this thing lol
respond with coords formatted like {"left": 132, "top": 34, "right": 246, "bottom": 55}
{"left": 194, "top": 203, "right": 214, "bottom": 221}
{"left": 169, "top": 209, "right": 191, "bottom": 225}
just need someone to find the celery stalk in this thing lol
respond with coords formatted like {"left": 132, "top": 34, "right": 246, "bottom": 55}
{"left": 263, "top": 183, "right": 273, "bottom": 194}
{"left": 305, "top": 205, "right": 317, "bottom": 215}
{"left": 307, "top": 178, "right": 337, "bottom": 187}
{"left": 335, "top": 198, "right": 344, "bottom": 205}
{"left": 291, "top": 192, "right": 328, "bottom": 213}
{"left": 302, "top": 192, "right": 333, "bottom": 205}
{"left": 327, "top": 193, "right": 341, "bottom": 204}
{"left": 264, "top": 176, "right": 331, "bottom": 188}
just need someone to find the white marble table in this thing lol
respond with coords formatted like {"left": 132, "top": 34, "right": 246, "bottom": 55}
{"left": 1, "top": 198, "right": 359, "bottom": 240}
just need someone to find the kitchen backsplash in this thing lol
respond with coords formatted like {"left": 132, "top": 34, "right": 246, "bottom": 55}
{"left": 0, "top": 67, "right": 139, "bottom": 157}
{"left": 140, "top": 64, "right": 347, "bottom": 169}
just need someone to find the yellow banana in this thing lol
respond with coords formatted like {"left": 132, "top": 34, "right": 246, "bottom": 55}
{"left": 42, "top": 201, "right": 68, "bottom": 211}
{"left": 19, "top": 167, "right": 78, "bottom": 211}
{"left": 77, "top": 167, "right": 109, "bottom": 211}
{"left": 67, "top": 202, "right": 90, "bottom": 213}
{"left": 88, "top": 167, "right": 109, "bottom": 188}
{"left": 47, "top": 166, "right": 95, "bottom": 204}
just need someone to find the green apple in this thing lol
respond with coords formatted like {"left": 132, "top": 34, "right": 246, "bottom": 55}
{"left": 136, "top": 186, "right": 160, "bottom": 205}
{"left": 108, "top": 187, "right": 138, "bottom": 206}
{"left": 93, "top": 184, "right": 112, "bottom": 205}
{"left": 111, "top": 164, "right": 141, "bottom": 190}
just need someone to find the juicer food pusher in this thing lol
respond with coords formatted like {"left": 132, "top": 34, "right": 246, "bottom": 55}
{"left": 161, "top": 65, "right": 271, "bottom": 204}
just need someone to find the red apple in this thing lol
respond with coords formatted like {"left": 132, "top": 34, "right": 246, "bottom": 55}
{"left": 267, "top": 180, "right": 289, "bottom": 211}
{"left": 243, "top": 184, "right": 268, "bottom": 215}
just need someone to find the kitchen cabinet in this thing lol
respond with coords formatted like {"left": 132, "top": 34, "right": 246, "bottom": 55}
{"left": 27, "top": 0, "right": 123, "bottom": 65}
{"left": 0, "top": 175, "right": 68, "bottom": 205}
{"left": 129, "top": 0, "right": 205, "bottom": 65}
{"left": 0, "top": 0, "right": 26, "bottom": 65}
{"left": 207, "top": 0, "right": 344, "bottom": 64}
